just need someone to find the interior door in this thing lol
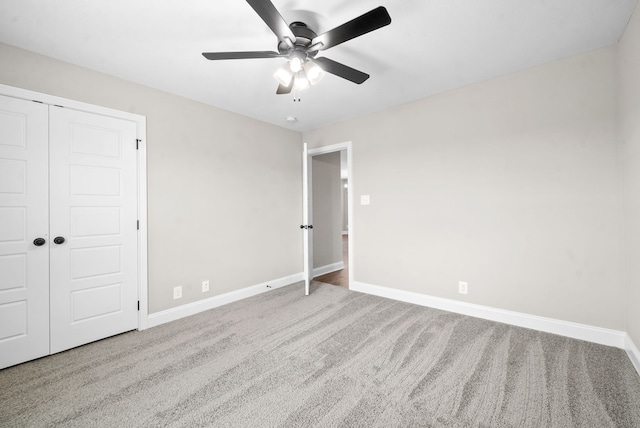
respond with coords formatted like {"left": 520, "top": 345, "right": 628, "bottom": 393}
{"left": 304, "top": 143, "right": 353, "bottom": 292}
{"left": 302, "top": 143, "right": 313, "bottom": 295}
{"left": 49, "top": 106, "right": 138, "bottom": 354}
{"left": 0, "top": 95, "right": 50, "bottom": 368}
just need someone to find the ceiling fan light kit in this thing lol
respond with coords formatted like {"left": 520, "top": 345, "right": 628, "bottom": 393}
{"left": 273, "top": 59, "right": 325, "bottom": 90}
{"left": 202, "top": 0, "right": 392, "bottom": 97}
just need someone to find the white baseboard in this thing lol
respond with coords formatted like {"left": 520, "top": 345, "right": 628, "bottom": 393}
{"left": 145, "top": 272, "right": 304, "bottom": 329}
{"left": 312, "top": 262, "right": 344, "bottom": 278}
{"left": 626, "top": 335, "right": 640, "bottom": 376}
{"left": 144, "top": 275, "right": 640, "bottom": 375}
{"left": 351, "top": 281, "right": 627, "bottom": 349}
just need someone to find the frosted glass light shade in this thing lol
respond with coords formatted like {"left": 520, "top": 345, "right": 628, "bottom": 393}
{"left": 274, "top": 64, "right": 293, "bottom": 86}
{"left": 289, "top": 57, "right": 303, "bottom": 73}
{"left": 304, "top": 61, "right": 325, "bottom": 86}
{"left": 293, "top": 71, "right": 310, "bottom": 90}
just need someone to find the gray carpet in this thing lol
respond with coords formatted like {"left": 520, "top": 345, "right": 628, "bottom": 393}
{"left": 1, "top": 282, "right": 640, "bottom": 428}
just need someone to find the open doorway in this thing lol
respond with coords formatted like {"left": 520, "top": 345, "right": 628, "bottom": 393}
{"left": 312, "top": 150, "right": 349, "bottom": 287}
{"left": 303, "top": 142, "right": 353, "bottom": 292}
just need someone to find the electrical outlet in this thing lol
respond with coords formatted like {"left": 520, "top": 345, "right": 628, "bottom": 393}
{"left": 202, "top": 280, "right": 209, "bottom": 292}
{"left": 173, "top": 286, "right": 182, "bottom": 299}
{"left": 458, "top": 281, "right": 468, "bottom": 295}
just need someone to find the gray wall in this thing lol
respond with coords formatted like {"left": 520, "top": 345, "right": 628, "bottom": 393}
{"left": 312, "top": 152, "right": 343, "bottom": 270}
{"left": 304, "top": 46, "right": 625, "bottom": 330}
{"left": 2, "top": 28, "right": 637, "bottom": 341}
{"left": 619, "top": 7, "right": 640, "bottom": 347}
{"left": 0, "top": 42, "right": 303, "bottom": 314}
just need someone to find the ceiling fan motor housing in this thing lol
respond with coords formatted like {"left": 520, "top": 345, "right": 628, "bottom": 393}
{"left": 278, "top": 22, "right": 318, "bottom": 59}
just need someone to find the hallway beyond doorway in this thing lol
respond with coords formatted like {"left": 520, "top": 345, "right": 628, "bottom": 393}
{"left": 313, "top": 235, "right": 349, "bottom": 287}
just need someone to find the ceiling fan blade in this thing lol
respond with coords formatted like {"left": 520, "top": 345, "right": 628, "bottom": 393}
{"left": 309, "top": 6, "right": 391, "bottom": 52}
{"left": 246, "top": 0, "right": 296, "bottom": 44}
{"left": 276, "top": 79, "right": 294, "bottom": 94}
{"left": 202, "top": 51, "right": 284, "bottom": 60}
{"left": 312, "top": 57, "right": 369, "bottom": 84}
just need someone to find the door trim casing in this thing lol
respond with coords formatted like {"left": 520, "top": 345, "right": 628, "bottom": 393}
{"left": 0, "top": 84, "right": 149, "bottom": 330}
{"left": 305, "top": 141, "right": 353, "bottom": 289}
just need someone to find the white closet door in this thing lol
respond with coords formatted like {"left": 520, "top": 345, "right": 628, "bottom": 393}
{"left": 49, "top": 107, "right": 138, "bottom": 354}
{"left": 0, "top": 95, "right": 50, "bottom": 369}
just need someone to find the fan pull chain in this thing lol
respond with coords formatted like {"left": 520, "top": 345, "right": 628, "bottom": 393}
{"left": 293, "top": 87, "right": 301, "bottom": 102}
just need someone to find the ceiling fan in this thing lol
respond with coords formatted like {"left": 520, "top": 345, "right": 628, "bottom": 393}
{"left": 202, "top": 0, "right": 392, "bottom": 95}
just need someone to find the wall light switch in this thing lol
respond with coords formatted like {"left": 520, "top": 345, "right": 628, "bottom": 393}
{"left": 361, "top": 195, "right": 370, "bottom": 205}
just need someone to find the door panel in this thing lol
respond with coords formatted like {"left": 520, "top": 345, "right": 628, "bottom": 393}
{"left": 71, "top": 207, "right": 121, "bottom": 237}
{"left": 302, "top": 143, "right": 311, "bottom": 295}
{"left": 0, "top": 95, "right": 49, "bottom": 369}
{"left": 49, "top": 107, "right": 138, "bottom": 354}
{"left": 0, "top": 159, "right": 26, "bottom": 193}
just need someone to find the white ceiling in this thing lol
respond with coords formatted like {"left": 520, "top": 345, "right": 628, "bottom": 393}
{"left": 0, "top": 0, "right": 637, "bottom": 131}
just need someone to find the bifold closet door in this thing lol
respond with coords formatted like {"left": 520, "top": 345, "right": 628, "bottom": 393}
{"left": 0, "top": 95, "right": 50, "bottom": 369}
{"left": 49, "top": 107, "right": 138, "bottom": 354}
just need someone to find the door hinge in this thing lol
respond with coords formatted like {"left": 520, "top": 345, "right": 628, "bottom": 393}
{"left": 136, "top": 139, "right": 141, "bottom": 150}
{"left": 137, "top": 301, "right": 140, "bottom": 311}
{"left": 137, "top": 220, "right": 139, "bottom": 230}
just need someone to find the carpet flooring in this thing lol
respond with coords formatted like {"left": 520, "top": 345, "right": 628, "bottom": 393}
{"left": 1, "top": 282, "right": 640, "bottom": 427}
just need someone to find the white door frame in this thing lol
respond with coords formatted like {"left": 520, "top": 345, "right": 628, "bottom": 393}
{"left": 0, "top": 84, "right": 149, "bottom": 330}
{"left": 304, "top": 141, "right": 353, "bottom": 291}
